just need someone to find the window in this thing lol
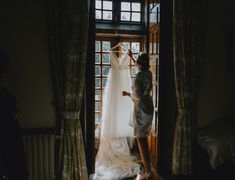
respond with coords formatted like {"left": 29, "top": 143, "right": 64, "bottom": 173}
{"left": 95, "top": 0, "right": 142, "bottom": 23}
{"left": 96, "top": 0, "right": 113, "bottom": 20}
{"left": 148, "top": 1, "right": 160, "bottom": 137}
{"left": 149, "top": 3, "right": 160, "bottom": 25}
{"left": 121, "top": 2, "right": 141, "bottom": 22}
{"left": 95, "top": 40, "right": 111, "bottom": 123}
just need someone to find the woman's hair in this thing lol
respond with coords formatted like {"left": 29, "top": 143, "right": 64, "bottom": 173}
{"left": 136, "top": 53, "right": 150, "bottom": 71}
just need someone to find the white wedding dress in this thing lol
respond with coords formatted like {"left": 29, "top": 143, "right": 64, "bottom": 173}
{"left": 94, "top": 51, "right": 140, "bottom": 180}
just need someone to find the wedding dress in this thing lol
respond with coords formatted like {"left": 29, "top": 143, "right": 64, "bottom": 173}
{"left": 94, "top": 51, "right": 140, "bottom": 180}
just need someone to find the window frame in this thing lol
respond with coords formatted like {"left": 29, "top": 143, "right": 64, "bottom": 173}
{"left": 95, "top": 0, "right": 144, "bottom": 24}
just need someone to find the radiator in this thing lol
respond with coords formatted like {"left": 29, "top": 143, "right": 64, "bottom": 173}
{"left": 23, "top": 134, "right": 55, "bottom": 180}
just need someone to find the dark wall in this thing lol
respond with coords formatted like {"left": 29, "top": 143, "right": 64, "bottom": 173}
{"left": 197, "top": 0, "right": 235, "bottom": 127}
{"left": 0, "top": 0, "right": 56, "bottom": 128}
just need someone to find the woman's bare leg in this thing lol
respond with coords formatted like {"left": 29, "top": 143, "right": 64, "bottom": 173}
{"left": 136, "top": 137, "right": 152, "bottom": 175}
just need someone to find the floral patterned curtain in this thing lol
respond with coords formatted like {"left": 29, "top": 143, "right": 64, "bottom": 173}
{"left": 47, "top": 0, "right": 90, "bottom": 179}
{"left": 172, "top": 0, "right": 205, "bottom": 175}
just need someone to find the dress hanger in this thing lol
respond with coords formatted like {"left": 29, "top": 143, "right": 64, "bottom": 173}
{"left": 110, "top": 42, "right": 136, "bottom": 63}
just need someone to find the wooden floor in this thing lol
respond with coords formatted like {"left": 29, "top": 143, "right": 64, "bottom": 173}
{"left": 123, "top": 170, "right": 165, "bottom": 180}
{"left": 151, "top": 171, "right": 165, "bottom": 180}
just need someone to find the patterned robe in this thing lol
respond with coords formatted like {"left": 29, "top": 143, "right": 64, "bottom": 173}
{"left": 130, "top": 70, "right": 154, "bottom": 137}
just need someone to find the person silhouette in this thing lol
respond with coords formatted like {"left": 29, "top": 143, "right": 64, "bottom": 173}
{"left": 0, "top": 50, "right": 28, "bottom": 180}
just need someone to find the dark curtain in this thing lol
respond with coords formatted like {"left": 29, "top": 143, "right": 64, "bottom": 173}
{"left": 172, "top": 0, "right": 205, "bottom": 175}
{"left": 47, "top": 0, "right": 90, "bottom": 179}
{"left": 83, "top": 0, "right": 96, "bottom": 175}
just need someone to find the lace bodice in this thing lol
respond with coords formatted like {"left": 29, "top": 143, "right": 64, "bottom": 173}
{"left": 110, "top": 51, "right": 130, "bottom": 70}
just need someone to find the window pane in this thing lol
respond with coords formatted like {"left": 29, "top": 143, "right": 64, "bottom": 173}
{"left": 121, "top": 2, "right": 130, "bottom": 11}
{"left": 95, "top": 90, "right": 101, "bottom": 100}
{"left": 102, "top": 66, "right": 110, "bottom": 76}
{"left": 102, "top": 41, "right": 110, "bottom": 52}
{"left": 95, "top": 114, "right": 101, "bottom": 123}
{"left": 131, "top": 42, "right": 140, "bottom": 53}
{"left": 96, "top": 0, "right": 101, "bottom": 9}
{"left": 102, "top": 54, "right": 110, "bottom": 64}
{"left": 96, "top": 41, "right": 101, "bottom": 52}
{"left": 95, "top": 102, "right": 101, "bottom": 112}
{"left": 95, "top": 53, "right": 101, "bottom": 64}
{"left": 102, "top": 78, "right": 108, "bottom": 88}
{"left": 103, "top": 11, "right": 112, "bottom": 20}
{"left": 95, "top": 66, "right": 101, "bottom": 76}
{"left": 95, "top": 78, "right": 101, "bottom": 88}
{"left": 103, "top": 1, "right": 112, "bottom": 10}
{"left": 132, "top": 12, "right": 140, "bottom": 22}
{"left": 122, "top": 42, "right": 130, "bottom": 52}
{"left": 149, "top": 42, "right": 152, "bottom": 54}
{"left": 157, "top": 6, "right": 160, "bottom": 23}
{"left": 132, "top": 3, "right": 141, "bottom": 11}
{"left": 96, "top": 10, "right": 101, "bottom": 19}
{"left": 131, "top": 66, "right": 137, "bottom": 76}
{"left": 153, "top": 42, "right": 156, "bottom": 54}
{"left": 121, "top": 12, "right": 130, "bottom": 21}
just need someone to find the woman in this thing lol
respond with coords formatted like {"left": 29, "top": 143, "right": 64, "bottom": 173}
{"left": 122, "top": 50, "right": 154, "bottom": 179}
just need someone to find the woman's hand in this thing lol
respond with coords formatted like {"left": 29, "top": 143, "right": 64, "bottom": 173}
{"left": 127, "top": 49, "right": 133, "bottom": 58}
{"left": 127, "top": 49, "right": 136, "bottom": 63}
{"left": 122, "top": 91, "right": 130, "bottom": 97}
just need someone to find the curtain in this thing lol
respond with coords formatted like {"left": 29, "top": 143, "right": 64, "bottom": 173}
{"left": 172, "top": 0, "right": 205, "bottom": 175}
{"left": 47, "top": 0, "right": 90, "bottom": 179}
